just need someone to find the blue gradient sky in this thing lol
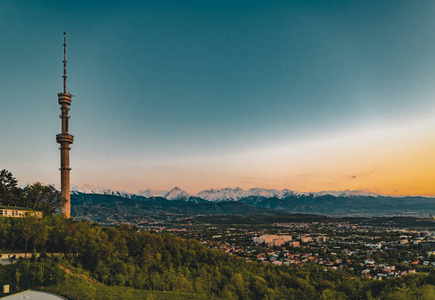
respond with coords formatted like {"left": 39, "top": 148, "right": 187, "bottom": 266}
{"left": 1, "top": 1, "right": 435, "bottom": 194}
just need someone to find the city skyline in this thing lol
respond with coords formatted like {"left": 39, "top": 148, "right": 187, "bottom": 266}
{"left": 1, "top": 1, "right": 435, "bottom": 195}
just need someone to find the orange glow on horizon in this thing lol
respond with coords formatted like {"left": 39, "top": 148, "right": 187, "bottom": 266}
{"left": 65, "top": 118, "right": 435, "bottom": 197}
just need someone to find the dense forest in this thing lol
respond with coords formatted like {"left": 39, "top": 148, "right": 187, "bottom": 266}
{"left": 1, "top": 216, "right": 435, "bottom": 299}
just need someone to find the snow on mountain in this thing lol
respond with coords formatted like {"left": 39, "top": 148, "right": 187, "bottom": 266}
{"left": 281, "top": 189, "right": 306, "bottom": 197}
{"left": 196, "top": 187, "right": 247, "bottom": 202}
{"left": 20, "top": 180, "right": 383, "bottom": 201}
{"left": 193, "top": 187, "right": 381, "bottom": 201}
{"left": 136, "top": 189, "right": 169, "bottom": 198}
{"left": 245, "top": 188, "right": 285, "bottom": 199}
{"left": 315, "top": 189, "right": 381, "bottom": 197}
{"left": 18, "top": 181, "right": 133, "bottom": 198}
{"left": 70, "top": 184, "right": 133, "bottom": 198}
{"left": 68, "top": 185, "right": 381, "bottom": 201}
{"left": 196, "top": 187, "right": 306, "bottom": 202}
{"left": 165, "top": 187, "right": 192, "bottom": 200}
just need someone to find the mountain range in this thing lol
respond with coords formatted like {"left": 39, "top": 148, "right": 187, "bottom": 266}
{"left": 64, "top": 184, "right": 435, "bottom": 220}
{"left": 69, "top": 184, "right": 382, "bottom": 202}
{"left": 19, "top": 182, "right": 435, "bottom": 219}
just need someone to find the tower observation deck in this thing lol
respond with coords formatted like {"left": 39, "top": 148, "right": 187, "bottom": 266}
{"left": 56, "top": 32, "right": 73, "bottom": 218}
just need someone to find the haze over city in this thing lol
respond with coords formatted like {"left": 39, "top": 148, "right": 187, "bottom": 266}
{"left": 1, "top": 1, "right": 435, "bottom": 195}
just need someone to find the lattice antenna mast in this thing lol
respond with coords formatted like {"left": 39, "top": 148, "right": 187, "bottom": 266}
{"left": 63, "top": 32, "right": 67, "bottom": 94}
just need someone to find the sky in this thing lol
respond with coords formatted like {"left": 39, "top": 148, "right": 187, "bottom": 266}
{"left": 1, "top": 1, "right": 435, "bottom": 195}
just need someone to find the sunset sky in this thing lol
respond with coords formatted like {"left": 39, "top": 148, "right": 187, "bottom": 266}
{"left": 1, "top": 1, "right": 435, "bottom": 195}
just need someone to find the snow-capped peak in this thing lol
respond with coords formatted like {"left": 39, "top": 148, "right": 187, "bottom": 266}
{"left": 165, "top": 187, "right": 191, "bottom": 200}
{"left": 136, "top": 189, "right": 169, "bottom": 198}
{"left": 196, "top": 187, "right": 247, "bottom": 202}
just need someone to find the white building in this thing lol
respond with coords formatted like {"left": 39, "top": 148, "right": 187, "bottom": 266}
{"left": 0, "top": 206, "right": 42, "bottom": 218}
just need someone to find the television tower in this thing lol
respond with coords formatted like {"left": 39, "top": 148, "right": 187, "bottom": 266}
{"left": 56, "top": 32, "right": 74, "bottom": 218}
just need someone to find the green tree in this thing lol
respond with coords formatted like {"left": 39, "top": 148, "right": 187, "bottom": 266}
{"left": 23, "top": 182, "right": 63, "bottom": 216}
{"left": 0, "top": 169, "right": 21, "bottom": 205}
{"left": 37, "top": 263, "right": 45, "bottom": 287}
{"left": 21, "top": 216, "right": 39, "bottom": 256}
{"left": 250, "top": 276, "right": 269, "bottom": 300}
{"left": 322, "top": 289, "right": 346, "bottom": 300}
{"left": 0, "top": 217, "right": 11, "bottom": 250}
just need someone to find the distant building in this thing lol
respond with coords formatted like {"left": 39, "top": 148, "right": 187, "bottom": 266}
{"left": 382, "top": 265, "right": 395, "bottom": 273}
{"left": 253, "top": 235, "right": 292, "bottom": 247}
{"left": 413, "top": 238, "right": 423, "bottom": 245}
{"left": 300, "top": 236, "right": 313, "bottom": 243}
{"left": 315, "top": 235, "right": 327, "bottom": 243}
{"left": 290, "top": 241, "right": 300, "bottom": 248}
{"left": 0, "top": 206, "right": 42, "bottom": 218}
{"left": 366, "top": 243, "right": 382, "bottom": 249}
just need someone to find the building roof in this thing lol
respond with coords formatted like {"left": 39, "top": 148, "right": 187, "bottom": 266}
{"left": 0, "top": 205, "right": 36, "bottom": 211}
{"left": 0, "top": 290, "right": 67, "bottom": 299}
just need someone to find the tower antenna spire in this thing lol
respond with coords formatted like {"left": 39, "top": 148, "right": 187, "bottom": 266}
{"left": 63, "top": 32, "right": 67, "bottom": 94}
{"left": 57, "top": 32, "right": 74, "bottom": 218}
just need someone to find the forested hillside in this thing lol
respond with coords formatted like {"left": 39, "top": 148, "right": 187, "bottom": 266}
{"left": 1, "top": 216, "right": 435, "bottom": 299}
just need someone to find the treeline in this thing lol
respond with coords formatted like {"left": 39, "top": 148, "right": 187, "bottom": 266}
{"left": 2, "top": 216, "right": 435, "bottom": 299}
{"left": 0, "top": 169, "right": 62, "bottom": 216}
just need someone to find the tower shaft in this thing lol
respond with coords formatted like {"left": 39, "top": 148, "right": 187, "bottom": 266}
{"left": 56, "top": 33, "right": 73, "bottom": 218}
